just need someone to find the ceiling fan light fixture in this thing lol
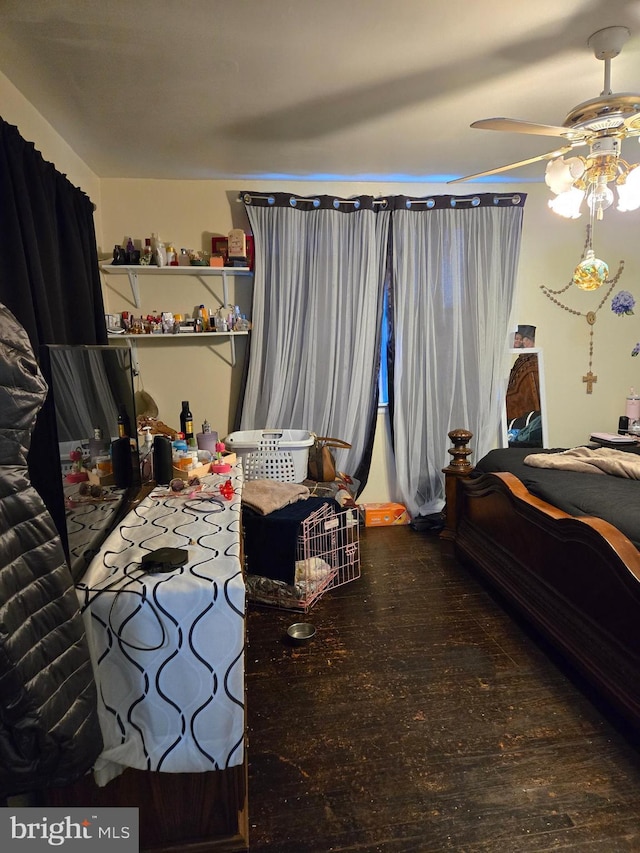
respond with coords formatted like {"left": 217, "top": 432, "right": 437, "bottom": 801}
{"left": 459, "top": 25, "right": 640, "bottom": 228}
{"left": 546, "top": 145, "right": 640, "bottom": 219}
{"left": 548, "top": 187, "right": 585, "bottom": 218}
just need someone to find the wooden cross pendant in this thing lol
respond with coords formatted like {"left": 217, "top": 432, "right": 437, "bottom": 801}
{"left": 583, "top": 371, "right": 597, "bottom": 393}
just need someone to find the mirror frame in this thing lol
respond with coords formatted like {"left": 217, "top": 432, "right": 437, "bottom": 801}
{"left": 502, "top": 347, "right": 548, "bottom": 449}
{"left": 32, "top": 344, "right": 140, "bottom": 581}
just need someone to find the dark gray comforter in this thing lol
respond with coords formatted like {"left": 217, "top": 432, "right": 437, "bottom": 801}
{"left": 475, "top": 446, "right": 640, "bottom": 549}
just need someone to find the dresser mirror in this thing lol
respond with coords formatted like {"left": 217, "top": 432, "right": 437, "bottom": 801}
{"left": 504, "top": 347, "right": 548, "bottom": 448}
{"left": 32, "top": 344, "right": 140, "bottom": 580}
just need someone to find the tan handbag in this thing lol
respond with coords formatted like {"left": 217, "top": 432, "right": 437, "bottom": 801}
{"left": 307, "top": 435, "right": 352, "bottom": 482}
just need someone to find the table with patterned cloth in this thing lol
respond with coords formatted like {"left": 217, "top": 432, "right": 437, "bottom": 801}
{"left": 75, "top": 464, "right": 245, "bottom": 787}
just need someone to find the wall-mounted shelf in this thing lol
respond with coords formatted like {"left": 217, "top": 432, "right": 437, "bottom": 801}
{"left": 108, "top": 331, "right": 250, "bottom": 340}
{"left": 109, "top": 330, "right": 250, "bottom": 369}
{"left": 100, "top": 262, "right": 252, "bottom": 309}
{"left": 100, "top": 262, "right": 253, "bottom": 367}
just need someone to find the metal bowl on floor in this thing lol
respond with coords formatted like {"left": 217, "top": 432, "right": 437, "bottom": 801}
{"left": 286, "top": 622, "right": 316, "bottom": 644}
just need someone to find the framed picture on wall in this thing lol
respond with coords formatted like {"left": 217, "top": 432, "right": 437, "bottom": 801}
{"left": 512, "top": 324, "right": 536, "bottom": 349}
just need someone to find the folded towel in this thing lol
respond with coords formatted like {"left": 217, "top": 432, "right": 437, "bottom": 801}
{"left": 242, "top": 479, "right": 310, "bottom": 515}
{"left": 524, "top": 446, "right": 640, "bottom": 478}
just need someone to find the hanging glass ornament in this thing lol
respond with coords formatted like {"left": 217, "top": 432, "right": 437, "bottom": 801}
{"left": 572, "top": 249, "right": 609, "bottom": 291}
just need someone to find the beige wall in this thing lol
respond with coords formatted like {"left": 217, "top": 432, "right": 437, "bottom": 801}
{"left": 5, "top": 70, "right": 640, "bottom": 504}
{"left": 511, "top": 183, "right": 640, "bottom": 450}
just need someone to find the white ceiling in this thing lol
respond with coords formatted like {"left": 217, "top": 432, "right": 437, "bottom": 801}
{"left": 2, "top": 0, "right": 640, "bottom": 184}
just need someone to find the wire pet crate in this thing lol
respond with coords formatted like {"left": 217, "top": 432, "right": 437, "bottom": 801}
{"left": 245, "top": 503, "right": 360, "bottom": 612}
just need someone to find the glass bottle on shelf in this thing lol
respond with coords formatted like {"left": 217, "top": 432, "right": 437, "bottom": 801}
{"left": 198, "top": 305, "right": 210, "bottom": 331}
{"left": 141, "top": 238, "right": 153, "bottom": 265}
{"left": 180, "top": 401, "right": 194, "bottom": 446}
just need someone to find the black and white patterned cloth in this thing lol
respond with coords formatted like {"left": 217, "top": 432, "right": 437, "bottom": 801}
{"left": 64, "top": 483, "right": 127, "bottom": 577}
{"left": 76, "top": 465, "right": 245, "bottom": 786}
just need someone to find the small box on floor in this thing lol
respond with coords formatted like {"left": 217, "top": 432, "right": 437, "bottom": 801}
{"left": 360, "top": 502, "right": 409, "bottom": 527}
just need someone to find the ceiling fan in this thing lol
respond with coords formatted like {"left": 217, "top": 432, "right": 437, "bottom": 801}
{"left": 450, "top": 26, "right": 640, "bottom": 219}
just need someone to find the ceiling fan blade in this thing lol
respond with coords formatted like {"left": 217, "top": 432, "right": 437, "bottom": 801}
{"left": 471, "top": 117, "right": 586, "bottom": 140}
{"left": 447, "top": 145, "right": 578, "bottom": 184}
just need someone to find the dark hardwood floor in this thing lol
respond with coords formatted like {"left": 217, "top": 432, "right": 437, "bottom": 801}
{"left": 246, "top": 525, "right": 640, "bottom": 852}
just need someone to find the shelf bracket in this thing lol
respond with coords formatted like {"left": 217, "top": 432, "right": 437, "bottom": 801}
{"left": 206, "top": 337, "right": 236, "bottom": 368}
{"left": 126, "top": 269, "right": 141, "bottom": 308}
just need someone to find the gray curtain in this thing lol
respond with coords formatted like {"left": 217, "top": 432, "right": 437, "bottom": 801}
{"left": 239, "top": 193, "right": 390, "bottom": 483}
{"left": 390, "top": 193, "right": 526, "bottom": 517}
{"left": 47, "top": 347, "right": 128, "bottom": 443}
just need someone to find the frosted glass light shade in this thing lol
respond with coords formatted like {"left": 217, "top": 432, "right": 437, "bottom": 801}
{"left": 548, "top": 187, "right": 585, "bottom": 218}
{"left": 545, "top": 156, "right": 585, "bottom": 194}
{"left": 617, "top": 164, "right": 640, "bottom": 212}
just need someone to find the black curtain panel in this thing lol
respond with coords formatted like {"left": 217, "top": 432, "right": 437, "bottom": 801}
{"left": 0, "top": 118, "right": 107, "bottom": 525}
{"left": 0, "top": 118, "right": 106, "bottom": 349}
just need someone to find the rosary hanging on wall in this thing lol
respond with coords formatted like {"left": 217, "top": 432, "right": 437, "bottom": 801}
{"left": 539, "top": 224, "right": 625, "bottom": 394}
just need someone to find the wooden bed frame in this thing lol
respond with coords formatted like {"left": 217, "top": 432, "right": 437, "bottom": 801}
{"left": 442, "top": 428, "right": 640, "bottom": 731}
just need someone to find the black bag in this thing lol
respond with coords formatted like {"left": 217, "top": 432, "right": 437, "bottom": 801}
{"left": 307, "top": 435, "right": 352, "bottom": 482}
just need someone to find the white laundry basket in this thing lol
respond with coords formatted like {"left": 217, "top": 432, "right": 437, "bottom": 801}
{"left": 224, "top": 429, "right": 313, "bottom": 482}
